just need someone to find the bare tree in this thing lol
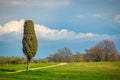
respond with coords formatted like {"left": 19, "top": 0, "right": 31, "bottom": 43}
{"left": 85, "top": 39, "right": 118, "bottom": 62}
{"left": 48, "top": 48, "right": 73, "bottom": 62}
{"left": 98, "top": 39, "right": 118, "bottom": 61}
{"left": 85, "top": 46, "right": 104, "bottom": 62}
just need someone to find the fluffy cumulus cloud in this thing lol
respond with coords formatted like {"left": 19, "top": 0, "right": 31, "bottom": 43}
{"left": 115, "top": 14, "right": 120, "bottom": 24}
{"left": 35, "top": 25, "right": 110, "bottom": 41}
{"left": 0, "top": 20, "right": 24, "bottom": 34}
{"left": 0, "top": 20, "right": 24, "bottom": 41}
{"left": 0, "top": 19, "right": 114, "bottom": 41}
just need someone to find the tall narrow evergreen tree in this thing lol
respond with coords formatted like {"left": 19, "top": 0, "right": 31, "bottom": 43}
{"left": 22, "top": 20, "right": 38, "bottom": 71}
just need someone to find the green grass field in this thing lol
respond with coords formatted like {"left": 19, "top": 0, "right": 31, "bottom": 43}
{"left": 0, "top": 62, "right": 120, "bottom": 80}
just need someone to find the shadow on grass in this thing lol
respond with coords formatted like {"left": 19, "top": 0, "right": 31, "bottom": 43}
{"left": 0, "top": 69, "right": 16, "bottom": 72}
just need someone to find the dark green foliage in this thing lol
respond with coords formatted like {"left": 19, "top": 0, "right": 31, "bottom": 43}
{"left": 22, "top": 20, "right": 38, "bottom": 70}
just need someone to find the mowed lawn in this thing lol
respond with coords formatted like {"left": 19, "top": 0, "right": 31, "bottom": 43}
{"left": 0, "top": 62, "right": 120, "bottom": 80}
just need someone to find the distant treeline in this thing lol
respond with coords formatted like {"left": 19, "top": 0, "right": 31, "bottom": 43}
{"left": 0, "top": 39, "right": 120, "bottom": 65}
{"left": 0, "top": 56, "right": 26, "bottom": 65}
{"left": 0, "top": 56, "right": 49, "bottom": 66}
{"left": 48, "top": 39, "right": 120, "bottom": 62}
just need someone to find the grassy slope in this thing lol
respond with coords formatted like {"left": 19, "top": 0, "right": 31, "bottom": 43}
{"left": 0, "top": 62, "right": 120, "bottom": 80}
{"left": 0, "top": 63, "right": 58, "bottom": 72}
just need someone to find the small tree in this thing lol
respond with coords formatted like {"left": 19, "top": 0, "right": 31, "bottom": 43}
{"left": 22, "top": 20, "right": 38, "bottom": 71}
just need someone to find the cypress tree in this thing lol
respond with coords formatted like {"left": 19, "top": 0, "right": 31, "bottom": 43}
{"left": 22, "top": 20, "right": 38, "bottom": 71}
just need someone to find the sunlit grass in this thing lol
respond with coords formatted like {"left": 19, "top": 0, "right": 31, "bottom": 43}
{"left": 0, "top": 62, "right": 57, "bottom": 72}
{"left": 0, "top": 62, "right": 120, "bottom": 80}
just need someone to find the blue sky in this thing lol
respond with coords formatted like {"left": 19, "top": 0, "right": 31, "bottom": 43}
{"left": 0, "top": 0, "right": 120, "bottom": 58}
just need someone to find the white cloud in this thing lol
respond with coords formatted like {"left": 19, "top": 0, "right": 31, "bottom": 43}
{"left": 0, "top": 0, "right": 71, "bottom": 7}
{"left": 0, "top": 19, "right": 115, "bottom": 41}
{"left": 0, "top": 19, "right": 24, "bottom": 34}
{"left": 35, "top": 25, "right": 110, "bottom": 41}
{"left": 77, "top": 13, "right": 104, "bottom": 19}
{"left": 115, "top": 14, "right": 120, "bottom": 24}
{"left": 35, "top": 24, "right": 76, "bottom": 40}
{"left": 92, "top": 14, "right": 103, "bottom": 18}
{"left": 0, "top": 19, "right": 24, "bottom": 40}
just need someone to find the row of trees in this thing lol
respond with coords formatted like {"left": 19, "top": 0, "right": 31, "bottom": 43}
{"left": 48, "top": 48, "right": 84, "bottom": 62}
{"left": 0, "top": 39, "right": 119, "bottom": 65}
{"left": 48, "top": 39, "right": 120, "bottom": 62}
{"left": 0, "top": 56, "right": 50, "bottom": 66}
{"left": 0, "top": 56, "right": 26, "bottom": 65}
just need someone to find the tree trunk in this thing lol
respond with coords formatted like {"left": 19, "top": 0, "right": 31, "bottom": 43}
{"left": 27, "top": 59, "right": 30, "bottom": 71}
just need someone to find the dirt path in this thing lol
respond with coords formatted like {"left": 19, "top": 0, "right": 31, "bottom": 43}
{"left": 6, "top": 63, "right": 67, "bottom": 74}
